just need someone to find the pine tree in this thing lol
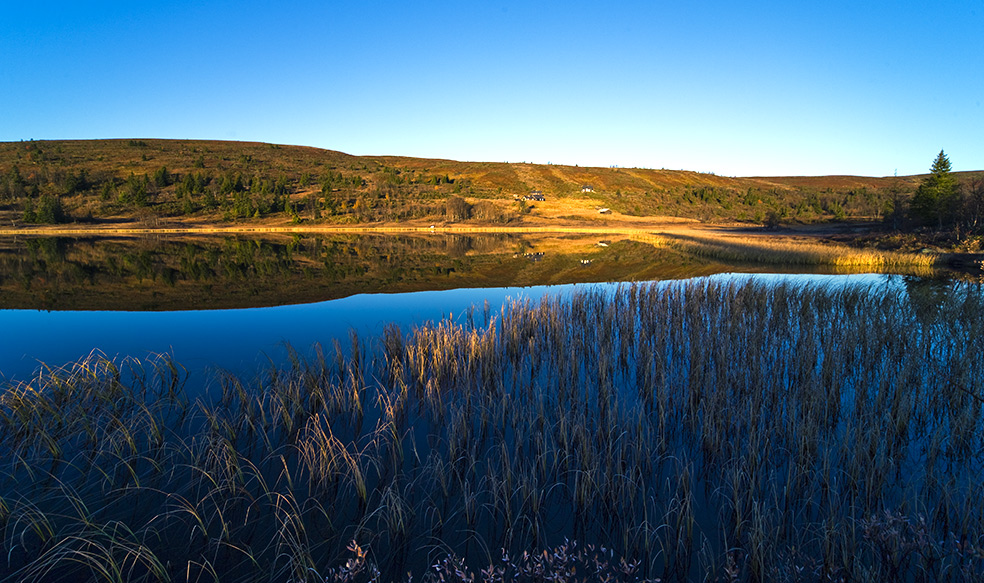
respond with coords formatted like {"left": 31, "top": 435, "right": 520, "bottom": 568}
{"left": 910, "top": 150, "right": 958, "bottom": 229}
{"left": 35, "top": 194, "right": 66, "bottom": 223}
{"left": 884, "top": 175, "right": 908, "bottom": 230}
{"left": 931, "top": 149, "right": 952, "bottom": 175}
{"left": 22, "top": 197, "right": 36, "bottom": 223}
{"left": 153, "top": 166, "right": 171, "bottom": 188}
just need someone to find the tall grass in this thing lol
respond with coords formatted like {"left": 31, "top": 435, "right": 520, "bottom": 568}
{"left": 636, "top": 231, "right": 941, "bottom": 272}
{"left": 2, "top": 278, "right": 983, "bottom": 581}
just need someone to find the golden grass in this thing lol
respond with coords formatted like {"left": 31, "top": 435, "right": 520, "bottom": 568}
{"left": 637, "top": 229, "right": 941, "bottom": 272}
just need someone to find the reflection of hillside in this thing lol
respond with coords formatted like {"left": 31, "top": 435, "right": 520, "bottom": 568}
{"left": 0, "top": 234, "right": 732, "bottom": 311}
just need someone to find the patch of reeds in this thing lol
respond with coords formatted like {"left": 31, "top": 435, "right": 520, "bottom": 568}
{"left": 638, "top": 231, "right": 941, "bottom": 273}
{"left": 2, "top": 278, "right": 984, "bottom": 582}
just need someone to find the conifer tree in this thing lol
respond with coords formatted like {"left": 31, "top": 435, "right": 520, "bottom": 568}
{"left": 910, "top": 150, "right": 958, "bottom": 229}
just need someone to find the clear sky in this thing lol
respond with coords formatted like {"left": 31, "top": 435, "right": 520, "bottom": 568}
{"left": 2, "top": 1, "right": 981, "bottom": 176}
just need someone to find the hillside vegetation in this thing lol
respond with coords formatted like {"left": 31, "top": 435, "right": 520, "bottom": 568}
{"left": 0, "top": 139, "right": 980, "bottom": 229}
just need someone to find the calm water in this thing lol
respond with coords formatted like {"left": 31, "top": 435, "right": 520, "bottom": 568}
{"left": 0, "top": 232, "right": 957, "bottom": 385}
{"left": 0, "top": 284, "right": 565, "bottom": 384}
{"left": 1, "top": 272, "right": 897, "bottom": 386}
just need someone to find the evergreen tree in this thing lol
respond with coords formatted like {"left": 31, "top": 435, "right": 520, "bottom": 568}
{"left": 883, "top": 175, "right": 909, "bottom": 230}
{"left": 323, "top": 194, "right": 339, "bottom": 216}
{"left": 12, "top": 167, "right": 27, "bottom": 198}
{"left": 64, "top": 169, "right": 90, "bottom": 194}
{"left": 219, "top": 175, "right": 234, "bottom": 195}
{"left": 36, "top": 194, "right": 67, "bottom": 223}
{"left": 910, "top": 150, "right": 958, "bottom": 229}
{"left": 308, "top": 192, "right": 321, "bottom": 220}
{"left": 22, "top": 197, "right": 36, "bottom": 223}
{"left": 153, "top": 166, "right": 172, "bottom": 188}
{"left": 120, "top": 173, "right": 149, "bottom": 206}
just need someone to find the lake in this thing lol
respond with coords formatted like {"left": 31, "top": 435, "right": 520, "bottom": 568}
{"left": 1, "top": 233, "right": 982, "bottom": 583}
{"left": 0, "top": 233, "right": 931, "bottom": 384}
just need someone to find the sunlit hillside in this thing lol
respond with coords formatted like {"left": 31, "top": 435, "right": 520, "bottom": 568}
{"left": 1, "top": 139, "right": 980, "bottom": 227}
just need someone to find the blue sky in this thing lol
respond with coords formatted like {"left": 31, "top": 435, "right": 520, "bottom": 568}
{"left": 2, "top": 1, "right": 981, "bottom": 176}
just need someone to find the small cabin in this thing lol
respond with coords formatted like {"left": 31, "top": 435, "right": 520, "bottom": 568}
{"left": 581, "top": 185, "right": 595, "bottom": 193}
{"left": 524, "top": 190, "right": 545, "bottom": 202}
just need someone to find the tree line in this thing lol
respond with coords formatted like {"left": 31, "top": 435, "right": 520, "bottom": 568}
{"left": 902, "top": 150, "right": 984, "bottom": 235}
{"left": 0, "top": 164, "right": 365, "bottom": 224}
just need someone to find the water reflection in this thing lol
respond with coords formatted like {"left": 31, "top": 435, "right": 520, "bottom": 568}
{"left": 0, "top": 283, "right": 579, "bottom": 385}
{"left": 0, "top": 233, "right": 730, "bottom": 311}
{"left": 0, "top": 233, "right": 974, "bottom": 384}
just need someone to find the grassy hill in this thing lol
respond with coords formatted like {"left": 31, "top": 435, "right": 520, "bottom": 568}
{"left": 1, "top": 138, "right": 979, "bottom": 228}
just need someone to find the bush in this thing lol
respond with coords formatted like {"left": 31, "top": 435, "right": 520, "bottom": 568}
{"left": 471, "top": 201, "right": 505, "bottom": 223}
{"left": 763, "top": 209, "right": 782, "bottom": 230}
{"left": 445, "top": 196, "right": 471, "bottom": 221}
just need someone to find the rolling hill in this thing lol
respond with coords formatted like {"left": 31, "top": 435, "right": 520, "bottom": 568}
{"left": 1, "top": 139, "right": 979, "bottom": 228}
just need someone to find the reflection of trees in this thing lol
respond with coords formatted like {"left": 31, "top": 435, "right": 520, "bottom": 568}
{"left": 445, "top": 234, "right": 472, "bottom": 257}
{"left": 26, "top": 237, "right": 68, "bottom": 265}
{"left": 902, "top": 276, "right": 984, "bottom": 404}
{"left": 902, "top": 276, "right": 959, "bottom": 326}
{"left": 0, "top": 233, "right": 714, "bottom": 310}
{"left": 1, "top": 235, "right": 504, "bottom": 308}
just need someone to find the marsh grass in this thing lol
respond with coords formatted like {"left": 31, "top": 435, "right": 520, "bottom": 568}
{"left": 2, "top": 279, "right": 984, "bottom": 582}
{"left": 638, "top": 231, "right": 941, "bottom": 272}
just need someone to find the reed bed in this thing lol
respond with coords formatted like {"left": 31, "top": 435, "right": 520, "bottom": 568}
{"left": 2, "top": 278, "right": 983, "bottom": 582}
{"left": 638, "top": 231, "right": 940, "bottom": 272}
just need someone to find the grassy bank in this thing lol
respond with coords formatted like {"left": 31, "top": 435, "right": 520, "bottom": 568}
{"left": 2, "top": 279, "right": 983, "bottom": 582}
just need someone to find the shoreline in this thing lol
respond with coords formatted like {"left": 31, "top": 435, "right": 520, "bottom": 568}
{"left": 0, "top": 214, "right": 880, "bottom": 238}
